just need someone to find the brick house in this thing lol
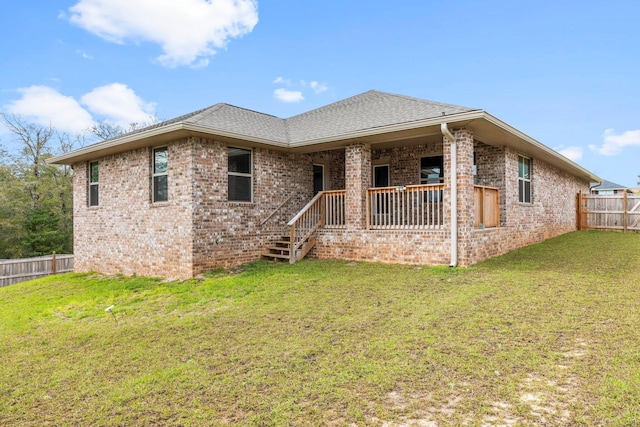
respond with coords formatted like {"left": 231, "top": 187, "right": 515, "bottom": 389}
{"left": 50, "top": 90, "right": 599, "bottom": 279}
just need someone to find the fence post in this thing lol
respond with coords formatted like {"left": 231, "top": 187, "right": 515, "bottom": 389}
{"left": 52, "top": 252, "right": 57, "bottom": 275}
{"left": 623, "top": 191, "right": 628, "bottom": 232}
{"left": 576, "top": 193, "right": 581, "bottom": 230}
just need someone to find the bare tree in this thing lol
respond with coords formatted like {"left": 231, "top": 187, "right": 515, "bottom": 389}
{"left": 1, "top": 113, "right": 54, "bottom": 207}
{"left": 89, "top": 119, "right": 157, "bottom": 141}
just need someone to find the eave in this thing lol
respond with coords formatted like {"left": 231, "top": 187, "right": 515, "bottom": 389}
{"left": 47, "top": 110, "right": 599, "bottom": 183}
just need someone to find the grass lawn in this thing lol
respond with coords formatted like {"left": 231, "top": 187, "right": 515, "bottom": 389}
{"left": 1, "top": 231, "right": 640, "bottom": 426}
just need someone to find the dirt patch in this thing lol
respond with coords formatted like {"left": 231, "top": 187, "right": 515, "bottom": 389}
{"left": 375, "top": 339, "right": 589, "bottom": 426}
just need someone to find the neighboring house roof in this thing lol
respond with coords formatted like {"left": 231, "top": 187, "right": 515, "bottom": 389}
{"left": 591, "top": 179, "right": 630, "bottom": 192}
{"left": 48, "top": 90, "right": 599, "bottom": 182}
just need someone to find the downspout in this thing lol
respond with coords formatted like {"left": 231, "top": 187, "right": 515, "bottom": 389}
{"left": 441, "top": 123, "right": 457, "bottom": 267}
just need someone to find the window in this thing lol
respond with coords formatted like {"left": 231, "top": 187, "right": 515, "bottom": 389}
{"left": 420, "top": 156, "right": 444, "bottom": 184}
{"left": 313, "top": 164, "right": 325, "bottom": 195}
{"left": 89, "top": 161, "right": 99, "bottom": 206}
{"left": 373, "top": 164, "right": 389, "bottom": 187}
{"left": 518, "top": 155, "right": 531, "bottom": 203}
{"left": 228, "top": 147, "right": 252, "bottom": 202}
{"left": 153, "top": 147, "right": 168, "bottom": 203}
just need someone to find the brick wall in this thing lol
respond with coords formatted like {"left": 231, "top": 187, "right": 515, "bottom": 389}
{"left": 72, "top": 132, "right": 590, "bottom": 278}
{"left": 372, "top": 142, "right": 443, "bottom": 186}
{"left": 315, "top": 229, "right": 450, "bottom": 265}
{"left": 191, "top": 139, "right": 313, "bottom": 273}
{"left": 72, "top": 141, "right": 194, "bottom": 279}
{"left": 73, "top": 137, "right": 316, "bottom": 278}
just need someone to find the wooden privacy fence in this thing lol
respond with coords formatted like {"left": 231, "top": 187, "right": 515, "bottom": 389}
{"left": 577, "top": 192, "right": 640, "bottom": 232}
{"left": 0, "top": 253, "right": 74, "bottom": 287}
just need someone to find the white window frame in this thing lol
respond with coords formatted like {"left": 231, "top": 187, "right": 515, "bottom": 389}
{"left": 88, "top": 161, "right": 99, "bottom": 206}
{"left": 152, "top": 147, "right": 168, "bottom": 203}
{"left": 228, "top": 147, "right": 253, "bottom": 202}
{"left": 518, "top": 155, "right": 532, "bottom": 204}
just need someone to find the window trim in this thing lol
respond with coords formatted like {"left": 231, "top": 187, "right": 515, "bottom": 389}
{"left": 228, "top": 146, "right": 253, "bottom": 203}
{"left": 518, "top": 155, "right": 532, "bottom": 204}
{"left": 152, "top": 147, "right": 168, "bottom": 203}
{"left": 88, "top": 161, "right": 99, "bottom": 206}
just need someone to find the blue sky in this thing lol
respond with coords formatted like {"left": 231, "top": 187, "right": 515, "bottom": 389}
{"left": 1, "top": 0, "right": 639, "bottom": 187}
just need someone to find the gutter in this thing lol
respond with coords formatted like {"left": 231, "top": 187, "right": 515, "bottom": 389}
{"left": 441, "top": 123, "right": 457, "bottom": 267}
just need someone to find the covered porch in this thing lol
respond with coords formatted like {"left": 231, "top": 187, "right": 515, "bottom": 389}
{"left": 265, "top": 127, "right": 502, "bottom": 265}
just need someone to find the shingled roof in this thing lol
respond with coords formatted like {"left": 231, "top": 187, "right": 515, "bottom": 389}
{"left": 47, "top": 89, "right": 600, "bottom": 182}
{"left": 113, "top": 90, "right": 477, "bottom": 145}
{"left": 285, "top": 90, "right": 477, "bottom": 143}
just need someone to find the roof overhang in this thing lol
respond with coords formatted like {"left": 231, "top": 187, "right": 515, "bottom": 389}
{"left": 47, "top": 110, "right": 599, "bottom": 182}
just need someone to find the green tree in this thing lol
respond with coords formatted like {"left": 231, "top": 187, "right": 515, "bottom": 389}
{"left": 0, "top": 115, "right": 77, "bottom": 257}
{"left": 0, "top": 159, "right": 29, "bottom": 258}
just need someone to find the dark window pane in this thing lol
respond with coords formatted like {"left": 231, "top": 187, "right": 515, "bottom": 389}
{"left": 374, "top": 166, "right": 389, "bottom": 187}
{"left": 519, "top": 180, "right": 524, "bottom": 202}
{"left": 228, "top": 148, "right": 251, "bottom": 173}
{"left": 313, "top": 165, "right": 324, "bottom": 195}
{"left": 154, "top": 148, "right": 168, "bottom": 174}
{"left": 90, "top": 162, "right": 99, "bottom": 183}
{"left": 154, "top": 175, "right": 168, "bottom": 202}
{"left": 229, "top": 175, "right": 251, "bottom": 201}
{"left": 89, "top": 184, "right": 99, "bottom": 206}
{"left": 421, "top": 156, "right": 443, "bottom": 184}
{"left": 524, "top": 181, "right": 531, "bottom": 203}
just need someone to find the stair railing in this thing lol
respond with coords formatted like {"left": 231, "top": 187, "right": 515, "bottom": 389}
{"left": 260, "top": 194, "right": 294, "bottom": 226}
{"left": 287, "top": 191, "right": 325, "bottom": 264}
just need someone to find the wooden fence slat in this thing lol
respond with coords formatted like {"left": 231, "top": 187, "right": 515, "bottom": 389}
{"left": 579, "top": 193, "right": 640, "bottom": 232}
{"left": 0, "top": 254, "right": 74, "bottom": 287}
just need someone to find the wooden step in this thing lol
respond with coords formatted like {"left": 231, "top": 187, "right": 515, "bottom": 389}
{"left": 262, "top": 236, "right": 292, "bottom": 262}
{"left": 267, "top": 246, "right": 290, "bottom": 255}
{"left": 262, "top": 253, "right": 290, "bottom": 260}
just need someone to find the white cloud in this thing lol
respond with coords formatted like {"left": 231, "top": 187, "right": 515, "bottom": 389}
{"left": 81, "top": 83, "right": 156, "bottom": 127}
{"left": 3, "top": 84, "right": 156, "bottom": 134}
{"left": 5, "top": 86, "right": 95, "bottom": 134}
{"left": 273, "top": 76, "right": 291, "bottom": 85}
{"left": 589, "top": 129, "right": 640, "bottom": 156}
{"left": 310, "top": 81, "right": 328, "bottom": 94}
{"left": 272, "top": 77, "right": 329, "bottom": 102}
{"left": 76, "top": 49, "right": 94, "bottom": 59}
{"left": 274, "top": 88, "right": 304, "bottom": 103}
{"left": 67, "top": 0, "right": 259, "bottom": 68}
{"left": 555, "top": 146, "right": 583, "bottom": 162}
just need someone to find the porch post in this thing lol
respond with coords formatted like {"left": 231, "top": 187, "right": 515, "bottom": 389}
{"left": 443, "top": 128, "right": 475, "bottom": 266}
{"left": 345, "top": 143, "right": 371, "bottom": 230}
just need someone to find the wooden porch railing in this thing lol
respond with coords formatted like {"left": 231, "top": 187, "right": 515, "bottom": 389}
{"left": 474, "top": 185, "right": 500, "bottom": 228}
{"left": 323, "top": 190, "right": 346, "bottom": 228}
{"left": 367, "top": 184, "right": 445, "bottom": 229}
{"left": 287, "top": 190, "right": 346, "bottom": 264}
